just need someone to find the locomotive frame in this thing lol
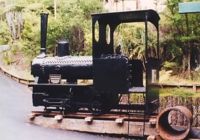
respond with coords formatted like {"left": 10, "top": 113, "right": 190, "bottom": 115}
{"left": 29, "top": 10, "right": 160, "bottom": 115}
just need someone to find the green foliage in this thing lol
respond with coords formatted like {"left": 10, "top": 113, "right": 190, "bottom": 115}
{"left": 159, "top": 88, "right": 200, "bottom": 98}
{"left": 0, "top": 0, "right": 159, "bottom": 63}
{"left": 163, "top": 61, "right": 179, "bottom": 70}
{"left": 0, "top": 22, "right": 11, "bottom": 44}
{"left": 56, "top": 0, "right": 103, "bottom": 55}
{"left": 2, "top": 51, "right": 12, "bottom": 65}
{"left": 83, "top": 32, "right": 92, "bottom": 55}
{"left": 21, "top": 12, "right": 40, "bottom": 57}
{"left": 3, "top": 0, "right": 200, "bottom": 78}
{"left": 114, "top": 24, "right": 142, "bottom": 57}
{"left": 0, "top": 0, "right": 104, "bottom": 60}
{"left": 114, "top": 23, "right": 157, "bottom": 59}
{"left": 79, "top": 0, "right": 103, "bottom": 19}
{"left": 47, "top": 15, "right": 70, "bottom": 53}
{"left": 160, "top": 0, "right": 200, "bottom": 72}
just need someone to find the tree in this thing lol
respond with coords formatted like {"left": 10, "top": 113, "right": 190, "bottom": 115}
{"left": 114, "top": 23, "right": 157, "bottom": 61}
{"left": 0, "top": 0, "right": 104, "bottom": 57}
{"left": 160, "top": 0, "right": 200, "bottom": 76}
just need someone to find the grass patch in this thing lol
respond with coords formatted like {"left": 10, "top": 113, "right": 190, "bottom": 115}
{"left": 159, "top": 87, "right": 200, "bottom": 98}
{"left": 129, "top": 88, "right": 200, "bottom": 104}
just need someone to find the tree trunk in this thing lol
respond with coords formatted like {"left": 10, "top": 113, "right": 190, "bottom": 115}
{"left": 182, "top": 54, "right": 187, "bottom": 72}
{"left": 6, "top": 11, "right": 23, "bottom": 40}
{"left": 185, "top": 14, "right": 191, "bottom": 79}
{"left": 187, "top": 43, "right": 191, "bottom": 77}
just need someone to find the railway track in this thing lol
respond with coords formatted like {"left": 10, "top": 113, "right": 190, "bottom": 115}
{"left": 28, "top": 110, "right": 158, "bottom": 138}
{"left": 28, "top": 108, "right": 200, "bottom": 140}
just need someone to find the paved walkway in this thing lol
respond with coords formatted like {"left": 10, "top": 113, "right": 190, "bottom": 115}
{"left": 0, "top": 72, "right": 121, "bottom": 140}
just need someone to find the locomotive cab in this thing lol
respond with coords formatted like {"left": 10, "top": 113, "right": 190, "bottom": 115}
{"left": 91, "top": 10, "right": 160, "bottom": 113}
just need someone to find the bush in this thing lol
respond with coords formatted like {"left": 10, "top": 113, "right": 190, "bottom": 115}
{"left": 163, "top": 61, "right": 179, "bottom": 70}
{"left": 0, "top": 22, "right": 11, "bottom": 44}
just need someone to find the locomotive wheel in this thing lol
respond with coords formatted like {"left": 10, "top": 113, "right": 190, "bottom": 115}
{"left": 89, "top": 100, "right": 104, "bottom": 115}
{"left": 63, "top": 106, "right": 78, "bottom": 114}
{"left": 101, "top": 93, "right": 120, "bottom": 112}
{"left": 89, "top": 93, "right": 120, "bottom": 115}
{"left": 62, "top": 99, "right": 79, "bottom": 114}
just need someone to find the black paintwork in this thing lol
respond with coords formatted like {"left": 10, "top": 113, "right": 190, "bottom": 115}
{"left": 92, "top": 10, "right": 160, "bottom": 58}
{"left": 30, "top": 10, "right": 160, "bottom": 115}
{"left": 40, "top": 13, "right": 48, "bottom": 54}
{"left": 56, "top": 40, "right": 70, "bottom": 56}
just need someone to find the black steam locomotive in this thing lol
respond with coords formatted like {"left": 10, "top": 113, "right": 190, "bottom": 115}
{"left": 29, "top": 10, "right": 160, "bottom": 115}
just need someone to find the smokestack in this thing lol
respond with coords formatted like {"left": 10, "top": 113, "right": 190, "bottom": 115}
{"left": 40, "top": 13, "right": 48, "bottom": 54}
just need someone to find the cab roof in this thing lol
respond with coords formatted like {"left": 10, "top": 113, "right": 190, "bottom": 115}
{"left": 92, "top": 9, "right": 160, "bottom": 29}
